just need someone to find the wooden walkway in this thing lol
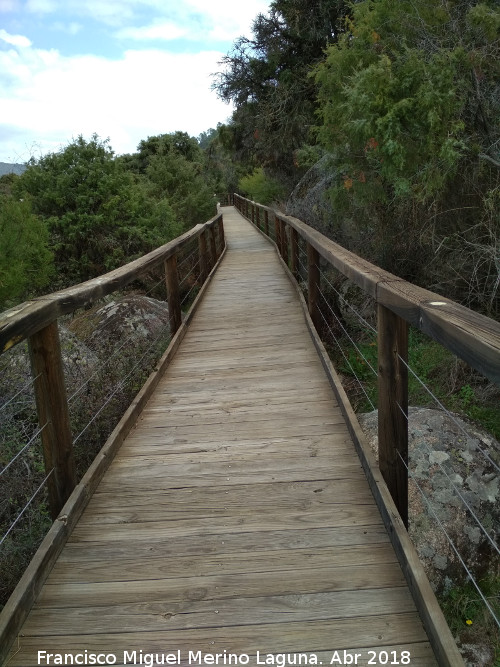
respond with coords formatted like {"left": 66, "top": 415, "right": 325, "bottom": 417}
{"left": 8, "top": 208, "right": 437, "bottom": 666}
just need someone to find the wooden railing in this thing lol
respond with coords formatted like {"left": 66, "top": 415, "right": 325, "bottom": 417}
{"left": 234, "top": 193, "right": 500, "bottom": 527}
{"left": 0, "top": 213, "right": 225, "bottom": 521}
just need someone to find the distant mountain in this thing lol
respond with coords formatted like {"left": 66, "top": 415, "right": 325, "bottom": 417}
{"left": 0, "top": 162, "right": 27, "bottom": 177}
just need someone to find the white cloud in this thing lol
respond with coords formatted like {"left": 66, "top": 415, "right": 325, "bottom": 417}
{"left": 0, "top": 28, "right": 32, "bottom": 47}
{"left": 52, "top": 21, "right": 83, "bottom": 35}
{"left": 26, "top": 0, "right": 58, "bottom": 13}
{"left": 116, "top": 21, "right": 186, "bottom": 42}
{"left": 0, "top": 42, "right": 233, "bottom": 161}
{"left": 183, "top": 0, "right": 269, "bottom": 39}
{"left": 0, "top": 0, "right": 20, "bottom": 11}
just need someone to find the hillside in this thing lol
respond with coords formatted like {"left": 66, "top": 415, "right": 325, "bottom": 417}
{"left": 0, "top": 162, "right": 26, "bottom": 177}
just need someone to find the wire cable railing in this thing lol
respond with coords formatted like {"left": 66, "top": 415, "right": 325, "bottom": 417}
{"left": 234, "top": 193, "right": 500, "bottom": 656}
{"left": 0, "top": 210, "right": 225, "bottom": 627}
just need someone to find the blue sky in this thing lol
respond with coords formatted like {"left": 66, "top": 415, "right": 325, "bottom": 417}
{"left": 0, "top": 0, "right": 269, "bottom": 162}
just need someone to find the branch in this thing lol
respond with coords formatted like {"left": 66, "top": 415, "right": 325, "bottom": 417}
{"left": 479, "top": 153, "right": 500, "bottom": 169}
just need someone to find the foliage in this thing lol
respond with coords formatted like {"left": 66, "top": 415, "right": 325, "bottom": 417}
{"left": 238, "top": 167, "right": 286, "bottom": 205}
{"left": 213, "top": 0, "right": 350, "bottom": 186}
{"left": 121, "top": 131, "right": 219, "bottom": 229}
{"left": 312, "top": 0, "right": 500, "bottom": 313}
{"left": 0, "top": 197, "right": 53, "bottom": 309}
{"left": 14, "top": 135, "right": 183, "bottom": 287}
{"left": 440, "top": 576, "right": 500, "bottom": 661}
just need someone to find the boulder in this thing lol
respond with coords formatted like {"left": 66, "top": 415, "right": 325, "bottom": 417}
{"left": 68, "top": 295, "right": 170, "bottom": 358}
{"left": 358, "top": 406, "right": 499, "bottom": 590}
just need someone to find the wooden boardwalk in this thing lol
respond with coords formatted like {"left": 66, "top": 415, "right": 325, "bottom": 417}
{"left": 7, "top": 208, "right": 437, "bottom": 666}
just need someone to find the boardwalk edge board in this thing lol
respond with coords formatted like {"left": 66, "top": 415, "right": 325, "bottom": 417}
{"left": 0, "top": 242, "right": 227, "bottom": 666}
{"left": 248, "top": 215, "right": 465, "bottom": 667}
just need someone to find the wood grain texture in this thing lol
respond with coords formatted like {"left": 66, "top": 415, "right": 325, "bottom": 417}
{"left": 235, "top": 194, "right": 500, "bottom": 386}
{"left": 5, "top": 206, "right": 440, "bottom": 667}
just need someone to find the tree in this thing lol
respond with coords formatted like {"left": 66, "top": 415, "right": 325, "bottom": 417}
{"left": 15, "top": 135, "right": 181, "bottom": 286}
{"left": 213, "top": 0, "right": 349, "bottom": 187}
{"left": 0, "top": 197, "right": 53, "bottom": 309}
{"left": 313, "top": 0, "right": 500, "bottom": 311}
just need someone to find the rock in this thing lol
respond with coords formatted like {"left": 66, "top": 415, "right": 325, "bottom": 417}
{"left": 357, "top": 407, "right": 500, "bottom": 592}
{"left": 68, "top": 295, "right": 170, "bottom": 358}
{"left": 0, "top": 326, "right": 98, "bottom": 414}
{"left": 358, "top": 407, "right": 500, "bottom": 663}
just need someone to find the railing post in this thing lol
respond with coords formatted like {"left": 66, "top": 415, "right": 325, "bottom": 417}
{"left": 264, "top": 210, "right": 269, "bottom": 236}
{"left": 199, "top": 229, "right": 208, "bottom": 283}
{"left": 165, "top": 253, "right": 182, "bottom": 335}
{"left": 256, "top": 207, "right": 260, "bottom": 230}
{"left": 275, "top": 215, "right": 281, "bottom": 247}
{"left": 28, "top": 322, "right": 76, "bottom": 520}
{"left": 307, "top": 242, "right": 321, "bottom": 331}
{"left": 290, "top": 227, "right": 299, "bottom": 278}
{"left": 210, "top": 225, "right": 218, "bottom": 264}
{"left": 281, "top": 220, "right": 289, "bottom": 266}
{"left": 377, "top": 305, "right": 409, "bottom": 528}
{"left": 218, "top": 216, "right": 225, "bottom": 253}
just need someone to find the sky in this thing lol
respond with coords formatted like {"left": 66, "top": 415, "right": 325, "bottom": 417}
{"left": 0, "top": 0, "right": 270, "bottom": 163}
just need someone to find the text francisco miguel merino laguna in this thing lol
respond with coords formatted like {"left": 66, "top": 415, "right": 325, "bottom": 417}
{"left": 37, "top": 649, "right": 413, "bottom": 666}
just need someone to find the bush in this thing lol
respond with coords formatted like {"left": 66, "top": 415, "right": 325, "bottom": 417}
{"left": 239, "top": 168, "right": 285, "bottom": 205}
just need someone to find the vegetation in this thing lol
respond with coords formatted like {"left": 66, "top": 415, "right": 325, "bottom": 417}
{"left": 0, "top": 195, "right": 53, "bottom": 306}
{"left": 0, "top": 130, "right": 227, "bottom": 309}
{"left": 238, "top": 167, "right": 285, "bottom": 205}
{"left": 214, "top": 0, "right": 500, "bottom": 317}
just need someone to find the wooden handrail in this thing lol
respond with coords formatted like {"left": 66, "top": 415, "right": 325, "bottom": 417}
{"left": 234, "top": 194, "right": 500, "bottom": 386}
{"left": 234, "top": 192, "right": 500, "bottom": 527}
{"left": 0, "top": 213, "right": 223, "bottom": 354}
{"left": 0, "top": 212, "right": 225, "bottom": 519}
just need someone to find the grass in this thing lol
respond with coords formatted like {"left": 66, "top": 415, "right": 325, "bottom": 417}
{"left": 440, "top": 576, "right": 500, "bottom": 665}
{"left": 334, "top": 327, "right": 500, "bottom": 441}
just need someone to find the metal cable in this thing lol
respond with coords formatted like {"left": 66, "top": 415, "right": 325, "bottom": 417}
{"left": 399, "top": 451, "right": 500, "bottom": 629}
{"left": 0, "top": 422, "right": 48, "bottom": 477}
{"left": 180, "top": 281, "right": 199, "bottom": 307}
{"left": 321, "top": 271, "right": 378, "bottom": 335}
{"left": 68, "top": 277, "right": 170, "bottom": 405}
{"left": 317, "top": 284, "right": 378, "bottom": 378}
{"left": 398, "top": 354, "right": 500, "bottom": 476}
{"left": 0, "top": 468, "right": 54, "bottom": 546}
{"left": 179, "top": 258, "right": 200, "bottom": 288}
{"left": 0, "top": 374, "right": 41, "bottom": 413}
{"left": 72, "top": 324, "right": 170, "bottom": 445}
{"left": 177, "top": 245, "right": 199, "bottom": 272}
{"left": 316, "top": 306, "right": 376, "bottom": 411}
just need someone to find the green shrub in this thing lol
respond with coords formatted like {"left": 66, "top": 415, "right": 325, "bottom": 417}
{"left": 239, "top": 168, "right": 285, "bottom": 205}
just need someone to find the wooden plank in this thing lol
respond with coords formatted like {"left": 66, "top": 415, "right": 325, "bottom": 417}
{"left": 47, "top": 543, "right": 398, "bottom": 584}
{"left": 34, "top": 563, "right": 407, "bottom": 608}
{"left": 20, "top": 588, "right": 416, "bottom": 635}
{"left": 245, "top": 200, "right": 500, "bottom": 387}
{"left": 0, "top": 240, "right": 228, "bottom": 665}
{"left": 271, "top": 238, "right": 464, "bottom": 666}
{"left": 7, "top": 614, "right": 430, "bottom": 666}
{"left": 2, "top": 205, "right": 451, "bottom": 667}
{"left": 58, "top": 525, "right": 391, "bottom": 563}
{"left": 81, "top": 479, "right": 377, "bottom": 523}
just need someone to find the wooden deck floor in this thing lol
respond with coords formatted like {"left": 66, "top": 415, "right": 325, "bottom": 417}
{"left": 8, "top": 208, "right": 437, "bottom": 666}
